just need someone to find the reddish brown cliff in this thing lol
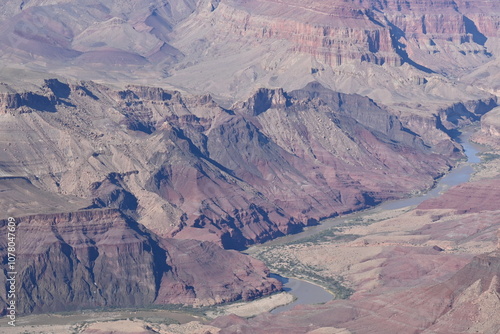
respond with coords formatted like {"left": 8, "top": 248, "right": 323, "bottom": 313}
{"left": 0, "top": 80, "right": 460, "bottom": 249}
{"left": 174, "top": 0, "right": 499, "bottom": 75}
{"left": 1, "top": 0, "right": 497, "bottom": 81}
{"left": 0, "top": 210, "right": 281, "bottom": 314}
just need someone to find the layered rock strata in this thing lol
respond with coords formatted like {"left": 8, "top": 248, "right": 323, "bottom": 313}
{"left": 0, "top": 209, "right": 281, "bottom": 314}
{"left": 211, "top": 186, "right": 500, "bottom": 334}
{"left": 173, "top": 0, "right": 499, "bottom": 73}
{"left": 473, "top": 106, "right": 500, "bottom": 147}
{"left": 0, "top": 79, "right": 457, "bottom": 248}
{"left": 2, "top": 0, "right": 497, "bottom": 73}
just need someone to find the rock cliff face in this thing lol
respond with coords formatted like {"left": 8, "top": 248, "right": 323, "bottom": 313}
{"left": 210, "top": 170, "right": 500, "bottom": 334}
{"left": 473, "top": 106, "right": 500, "bottom": 147}
{"left": 157, "top": 0, "right": 499, "bottom": 124}
{"left": 437, "top": 98, "right": 498, "bottom": 131}
{"left": 0, "top": 0, "right": 498, "bottom": 326}
{"left": 173, "top": 0, "right": 498, "bottom": 72}
{"left": 0, "top": 209, "right": 281, "bottom": 314}
{"left": 0, "top": 79, "right": 456, "bottom": 248}
{"left": 202, "top": 124, "right": 500, "bottom": 333}
{"left": 189, "top": 0, "right": 399, "bottom": 67}
{"left": 3, "top": 0, "right": 496, "bottom": 73}
{"left": 0, "top": 0, "right": 498, "bottom": 109}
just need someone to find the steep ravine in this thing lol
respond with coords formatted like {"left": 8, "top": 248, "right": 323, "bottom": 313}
{"left": 0, "top": 80, "right": 496, "bottom": 317}
{"left": 0, "top": 79, "right": 468, "bottom": 249}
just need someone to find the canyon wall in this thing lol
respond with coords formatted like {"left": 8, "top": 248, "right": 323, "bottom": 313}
{"left": 173, "top": 0, "right": 499, "bottom": 73}
{"left": 0, "top": 209, "right": 281, "bottom": 314}
{"left": 211, "top": 181, "right": 500, "bottom": 333}
{"left": 0, "top": 79, "right": 459, "bottom": 248}
{"left": 473, "top": 106, "right": 500, "bottom": 147}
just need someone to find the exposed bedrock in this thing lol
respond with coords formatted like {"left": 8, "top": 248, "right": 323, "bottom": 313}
{"left": 0, "top": 0, "right": 498, "bottom": 83}
{"left": 417, "top": 178, "right": 500, "bottom": 213}
{"left": 436, "top": 98, "right": 498, "bottom": 133}
{"left": 174, "top": 0, "right": 499, "bottom": 74}
{"left": 210, "top": 171, "right": 500, "bottom": 333}
{"left": 473, "top": 106, "right": 500, "bottom": 147}
{"left": 0, "top": 209, "right": 281, "bottom": 314}
{"left": 0, "top": 79, "right": 475, "bottom": 248}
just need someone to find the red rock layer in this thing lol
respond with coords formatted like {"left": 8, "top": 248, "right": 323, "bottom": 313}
{"left": 417, "top": 179, "right": 500, "bottom": 213}
{"left": 0, "top": 80, "right": 457, "bottom": 248}
{"left": 211, "top": 249, "right": 500, "bottom": 334}
{"left": 1, "top": 0, "right": 498, "bottom": 74}
{"left": 210, "top": 175, "right": 500, "bottom": 333}
{"left": 0, "top": 210, "right": 281, "bottom": 314}
{"left": 186, "top": 0, "right": 499, "bottom": 72}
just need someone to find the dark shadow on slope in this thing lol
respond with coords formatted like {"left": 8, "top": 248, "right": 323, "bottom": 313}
{"left": 23, "top": 93, "right": 57, "bottom": 112}
{"left": 270, "top": 273, "right": 291, "bottom": 292}
{"left": 123, "top": 214, "right": 172, "bottom": 300}
{"left": 174, "top": 127, "right": 242, "bottom": 181}
{"left": 435, "top": 115, "right": 461, "bottom": 139}
{"left": 44, "top": 79, "right": 71, "bottom": 99}
{"left": 364, "top": 9, "right": 385, "bottom": 27}
{"left": 77, "top": 85, "right": 99, "bottom": 100}
{"left": 387, "top": 22, "right": 435, "bottom": 74}
{"left": 463, "top": 16, "right": 487, "bottom": 46}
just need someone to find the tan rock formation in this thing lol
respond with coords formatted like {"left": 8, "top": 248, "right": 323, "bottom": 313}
{"left": 473, "top": 107, "right": 500, "bottom": 147}
{"left": 0, "top": 79, "right": 458, "bottom": 248}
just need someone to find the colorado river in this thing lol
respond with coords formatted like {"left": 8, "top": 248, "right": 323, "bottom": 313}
{"left": 269, "top": 274, "right": 334, "bottom": 313}
{"left": 255, "top": 127, "right": 485, "bottom": 314}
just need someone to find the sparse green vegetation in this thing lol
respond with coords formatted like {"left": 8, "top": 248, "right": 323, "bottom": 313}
{"left": 480, "top": 152, "right": 500, "bottom": 162}
{"left": 255, "top": 243, "right": 354, "bottom": 299}
{"left": 68, "top": 314, "right": 181, "bottom": 334}
{"left": 251, "top": 207, "right": 415, "bottom": 303}
{"left": 129, "top": 316, "right": 180, "bottom": 325}
{"left": 70, "top": 322, "right": 88, "bottom": 334}
{"left": 287, "top": 227, "right": 360, "bottom": 245}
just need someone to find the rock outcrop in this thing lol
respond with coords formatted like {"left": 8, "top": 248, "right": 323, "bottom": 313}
{"left": 0, "top": 0, "right": 499, "bottom": 328}
{"left": 0, "top": 80, "right": 457, "bottom": 248}
{"left": 173, "top": 0, "right": 498, "bottom": 73}
{"left": 473, "top": 106, "right": 500, "bottom": 148}
{"left": 3, "top": 0, "right": 496, "bottom": 73}
{"left": 0, "top": 0, "right": 498, "bottom": 108}
{"left": 210, "top": 172, "right": 500, "bottom": 334}
{"left": 0, "top": 209, "right": 281, "bottom": 314}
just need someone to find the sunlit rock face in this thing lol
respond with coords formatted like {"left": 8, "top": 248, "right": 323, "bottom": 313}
{"left": 0, "top": 80, "right": 457, "bottom": 248}
{"left": 0, "top": 209, "right": 281, "bottom": 314}
{"left": 0, "top": 0, "right": 499, "bottom": 104}
{"left": 0, "top": 0, "right": 499, "bottom": 324}
{"left": 211, "top": 185, "right": 500, "bottom": 334}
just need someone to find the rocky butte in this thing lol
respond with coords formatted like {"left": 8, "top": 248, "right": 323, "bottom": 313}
{"left": 0, "top": 0, "right": 499, "bottom": 332}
